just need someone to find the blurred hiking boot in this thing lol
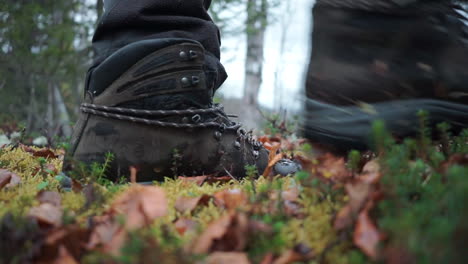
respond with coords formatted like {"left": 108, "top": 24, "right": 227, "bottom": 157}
{"left": 68, "top": 39, "right": 268, "bottom": 181}
{"left": 304, "top": 0, "right": 468, "bottom": 150}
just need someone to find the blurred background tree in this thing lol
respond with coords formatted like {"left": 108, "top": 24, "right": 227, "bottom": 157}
{"left": 0, "top": 0, "right": 286, "bottom": 140}
{"left": 0, "top": 0, "right": 95, "bottom": 139}
{"left": 210, "top": 0, "right": 281, "bottom": 107}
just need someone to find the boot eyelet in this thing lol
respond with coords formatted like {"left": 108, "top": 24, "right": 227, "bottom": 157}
{"left": 191, "top": 76, "right": 200, "bottom": 85}
{"left": 218, "top": 124, "right": 226, "bottom": 133}
{"left": 179, "top": 51, "right": 187, "bottom": 59}
{"left": 253, "top": 143, "right": 261, "bottom": 151}
{"left": 252, "top": 150, "right": 259, "bottom": 160}
{"left": 234, "top": 141, "right": 241, "bottom": 150}
{"left": 189, "top": 50, "right": 198, "bottom": 59}
{"left": 214, "top": 131, "right": 222, "bottom": 141}
{"left": 192, "top": 114, "right": 202, "bottom": 123}
{"left": 237, "top": 128, "right": 246, "bottom": 136}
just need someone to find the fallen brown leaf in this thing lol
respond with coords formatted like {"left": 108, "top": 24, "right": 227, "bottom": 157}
{"left": 281, "top": 187, "right": 300, "bottom": 202}
{"left": 262, "top": 144, "right": 283, "bottom": 177}
{"left": 205, "top": 175, "right": 233, "bottom": 185}
{"left": 87, "top": 186, "right": 168, "bottom": 255}
{"left": 87, "top": 218, "right": 126, "bottom": 255}
{"left": 189, "top": 214, "right": 232, "bottom": 254}
{"left": 334, "top": 181, "right": 372, "bottom": 230}
{"left": 189, "top": 213, "right": 248, "bottom": 254}
{"left": 248, "top": 220, "right": 273, "bottom": 234}
{"left": 0, "top": 169, "right": 13, "bottom": 190}
{"left": 359, "top": 160, "right": 381, "bottom": 184}
{"left": 45, "top": 163, "right": 59, "bottom": 175}
{"left": 206, "top": 252, "right": 250, "bottom": 264}
{"left": 174, "top": 218, "right": 197, "bottom": 235}
{"left": 32, "top": 148, "right": 58, "bottom": 159}
{"left": 71, "top": 179, "right": 83, "bottom": 193}
{"left": 41, "top": 225, "right": 91, "bottom": 262}
{"left": 283, "top": 200, "right": 303, "bottom": 217}
{"left": 110, "top": 185, "right": 168, "bottom": 230}
{"left": 260, "top": 253, "right": 275, "bottom": 264}
{"left": 258, "top": 136, "right": 281, "bottom": 152}
{"left": 29, "top": 203, "right": 63, "bottom": 227}
{"left": 37, "top": 191, "right": 62, "bottom": 207}
{"left": 52, "top": 245, "right": 79, "bottom": 264}
{"left": 174, "top": 194, "right": 212, "bottom": 214}
{"left": 314, "top": 153, "right": 351, "bottom": 182}
{"left": 0, "top": 169, "right": 21, "bottom": 190}
{"left": 178, "top": 175, "right": 208, "bottom": 186}
{"left": 5, "top": 173, "right": 20, "bottom": 189}
{"left": 273, "top": 244, "right": 315, "bottom": 264}
{"left": 353, "top": 207, "right": 382, "bottom": 260}
{"left": 213, "top": 189, "right": 248, "bottom": 210}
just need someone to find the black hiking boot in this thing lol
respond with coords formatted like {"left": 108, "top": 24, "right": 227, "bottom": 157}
{"left": 304, "top": 0, "right": 468, "bottom": 151}
{"left": 69, "top": 39, "right": 268, "bottom": 182}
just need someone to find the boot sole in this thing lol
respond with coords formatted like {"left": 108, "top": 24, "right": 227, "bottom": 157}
{"left": 303, "top": 98, "right": 468, "bottom": 150}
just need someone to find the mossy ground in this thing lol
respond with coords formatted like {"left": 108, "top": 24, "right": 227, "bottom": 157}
{"left": 0, "top": 122, "right": 467, "bottom": 263}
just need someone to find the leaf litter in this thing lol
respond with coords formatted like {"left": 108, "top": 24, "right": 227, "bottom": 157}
{"left": 0, "top": 130, "right": 467, "bottom": 263}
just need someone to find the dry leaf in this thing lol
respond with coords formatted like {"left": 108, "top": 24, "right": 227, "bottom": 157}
{"left": 353, "top": 208, "right": 382, "bottom": 260}
{"left": 315, "top": 153, "right": 351, "bottom": 182}
{"left": 178, "top": 175, "right": 208, "bottom": 186}
{"left": 174, "top": 218, "right": 197, "bottom": 235}
{"left": 52, "top": 245, "right": 79, "bottom": 264}
{"left": 260, "top": 253, "right": 275, "bottom": 264}
{"left": 360, "top": 160, "right": 381, "bottom": 184}
{"left": 283, "top": 200, "right": 302, "bottom": 217}
{"left": 211, "top": 213, "right": 248, "bottom": 252}
{"left": 190, "top": 213, "right": 248, "bottom": 254}
{"left": 205, "top": 176, "right": 233, "bottom": 185}
{"left": 273, "top": 244, "right": 315, "bottom": 264}
{"left": 190, "top": 214, "right": 232, "bottom": 254}
{"left": 40, "top": 225, "right": 90, "bottom": 263}
{"left": 37, "top": 191, "right": 62, "bottom": 207}
{"left": 0, "top": 169, "right": 20, "bottom": 190}
{"left": 248, "top": 220, "right": 273, "bottom": 234}
{"left": 258, "top": 136, "right": 281, "bottom": 151}
{"left": 175, "top": 194, "right": 211, "bottom": 213}
{"left": 71, "top": 179, "right": 83, "bottom": 193}
{"left": 213, "top": 189, "right": 247, "bottom": 210}
{"left": 45, "top": 163, "right": 59, "bottom": 174}
{"left": 87, "top": 219, "right": 126, "bottom": 255}
{"left": 281, "top": 187, "right": 300, "bottom": 202}
{"left": 29, "top": 203, "right": 63, "bottom": 227}
{"left": 334, "top": 181, "right": 372, "bottom": 230}
{"left": 0, "top": 169, "right": 12, "bottom": 190}
{"left": 206, "top": 252, "right": 250, "bottom": 264}
{"left": 262, "top": 144, "right": 283, "bottom": 177}
{"left": 87, "top": 186, "right": 168, "bottom": 255}
{"left": 5, "top": 173, "right": 20, "bottom": 189}
{"left": 33, "top": 148, "right": 58, "bottom": 159}
{"left": 110, "top": 185, "right": 168, "bottom": 230}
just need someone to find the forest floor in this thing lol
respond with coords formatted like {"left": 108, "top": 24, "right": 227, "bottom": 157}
{"left": 0, "top": 118, "right": 467, "bottom": 264}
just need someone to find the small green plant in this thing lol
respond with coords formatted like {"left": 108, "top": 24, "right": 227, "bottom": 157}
{"left": 347, "top": 150, "right": 361, "bottom": 174}
{"left": 70, "top": 152, "right": 114, "bottom": 184}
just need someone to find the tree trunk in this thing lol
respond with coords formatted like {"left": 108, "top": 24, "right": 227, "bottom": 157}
{"left": 274, "top": 0, "right": 293, "bottom": 111}
{"left": 97, "top": 0, "right": 104, "bottom": 20}
{"left": 243, "top": 0, "right": 267, "bottom": 106}
{"left": 53, "top": 85, "right": 72, "bottom": 138}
